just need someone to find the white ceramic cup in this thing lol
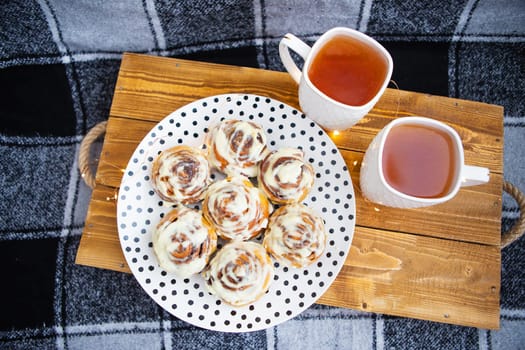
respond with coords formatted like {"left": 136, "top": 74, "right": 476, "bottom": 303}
{"left": 279, "top": 27, "right": 393, "bottom": 131}
{"left": 359, "top": 116, "right": 490, "bottom": 208}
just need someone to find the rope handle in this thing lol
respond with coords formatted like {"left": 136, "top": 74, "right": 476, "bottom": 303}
{"left": 78, "top": 121, "right": 525, "bottom": 249}
{"left": 78, "top": 121, "right": 107, "bottom": 189}
{"left": 502, "top": 180, "right": 525, "bottom": 248}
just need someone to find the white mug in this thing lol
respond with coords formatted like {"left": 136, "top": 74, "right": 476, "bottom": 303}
{"left": 279, "top": 27, "right": 393, "bottom": 131}
{"left": 359, "top": 116, "right": 490, "bottom": 208}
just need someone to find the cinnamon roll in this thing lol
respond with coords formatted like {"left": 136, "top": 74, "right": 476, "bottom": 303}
{"left": 153, "top": 206, "right": 217, "bottom": 277}
{"left": 258, "top": 147, "right": 314, "bottom": 205}
{"left": 263, "top": 203, "right": 327, "bottom": 268}
{"left": 151, "top": 145, "right": 211, "bottom": 205}
{"left": 202, "top": 176, "right": 271, "bottom": 241}
{"left": 206, "top": 119, "right": 268, "bottom": 177}
{"left": 203, "top": 241, "right": 274, "bottom": 306}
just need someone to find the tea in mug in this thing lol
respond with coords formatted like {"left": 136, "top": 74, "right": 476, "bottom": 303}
{"left": 382, "top": 124, "right": 457, "bottom": 198}
{"left": 308, "top": 34, "right": 389, "bottom": 106}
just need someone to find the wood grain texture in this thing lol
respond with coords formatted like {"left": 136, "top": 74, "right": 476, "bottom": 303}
{"left": 319, "top": 226, "right": 501, "bottom": 329}
{"left": 343, "top": 150, "right": 502, "bottom": 245}
{"left": 76, "top": 184, "right": 129, "bottom": 273}
{"left": 76, "top": 195, "right": 501, "bottom": 329}
{"left": 110, "top": 54, "right": 299, "bottom": 122}
{"left": 76, "top": 53, "right": 503, "bottom": 329}
{"left": 341, "top": 88, "right": 504, "bottom": 174}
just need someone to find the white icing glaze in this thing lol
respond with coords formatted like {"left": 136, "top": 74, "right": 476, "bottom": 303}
{"left": 203, "top": 241, "right": 274, "bottom": 306}
{"left": 207, "top": 120, "right": 268, "bottom": 177}
{"left": 153, "top": 146, "right": 210, "bottom": 204}
{"left": 153, "top": 207, "right": 216, "bottom": 277}
{"left": 203, "top": 176, "right": 271, "bottom": 241}
{"left": 276, "top": 160, "right": 302, "bottom": 183}
{"left": 263, "top": 203, "right": 326, "bottom": 268}
{"left": 259, "top": 147, "right": 314, "bottom": 204}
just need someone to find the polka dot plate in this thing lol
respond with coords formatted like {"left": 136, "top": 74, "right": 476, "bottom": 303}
{"left": 117, "top": 93, "right": 356, "bottom": 332}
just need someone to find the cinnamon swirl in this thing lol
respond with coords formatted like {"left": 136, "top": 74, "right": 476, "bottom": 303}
{"left": 263, "top": 203, "right": 327, "bottom": 268}
{"left": 153, "top": 206, "right": 217, "bottom": 277}
{"left": 258, "top": 147, "right": 314, "bottom": 204}
{"left": 206, "top": 119, "right": 268, "bottom": 177}
{"left": 203, "top": 241, "right": 274, "bottom": 306}
{"left": 202, "top": 176, "right": 272, "bottom": 241}
{"left": 151, "top": 145, "right": 211, "bottom": 205}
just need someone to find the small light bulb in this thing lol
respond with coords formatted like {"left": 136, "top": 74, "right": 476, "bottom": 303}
{"left": 333, "top": 130, "right": 340, "bottom": 136}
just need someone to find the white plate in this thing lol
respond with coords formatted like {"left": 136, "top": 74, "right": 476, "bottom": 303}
{"left": 117, "top": 93, "right": 356, "bottom": 332}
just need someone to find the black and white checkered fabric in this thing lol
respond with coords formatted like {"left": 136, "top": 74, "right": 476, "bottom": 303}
{"left": 1, "top": 1, "right": 524, "bottom": 349}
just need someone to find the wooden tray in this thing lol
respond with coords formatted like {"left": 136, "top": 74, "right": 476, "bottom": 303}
{"left": 76, "top": 53, "right": 503, "bottom": 329}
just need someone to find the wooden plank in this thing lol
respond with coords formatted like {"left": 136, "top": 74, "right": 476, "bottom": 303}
{"left": 110, "top": 53, "right": 300, "bottom": 122}
{"left": 75, "top": 186, "right": 500, "bottom": 328}
{"left": 336, "top": 97, "right": 504, "bottom": 173}
{"left": 96, "top": 116, "right": 501, "bottom": 245}
{"left": 343, "top": 150, "right": 502, "bottom": 245}
{"left": 318, "top": 226, "right": 500, "bottom": 329}
{"left": 76, "top": 184, "right": 129, "bottom": 273}
{"left": 109, "top": 53, "right": 503, "bottom": 173}
{"left": 96, "top": 117, "right": 156, "bottom": 187}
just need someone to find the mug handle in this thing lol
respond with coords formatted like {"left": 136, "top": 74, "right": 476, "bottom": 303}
{"left": 461, "top": 165, "right": 490, "bottom": 186}
{"left": 279, "top": 33, "right": 312, "bottom": 84}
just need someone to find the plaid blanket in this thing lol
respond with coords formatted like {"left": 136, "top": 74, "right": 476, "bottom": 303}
{"left": 1, "top": 0, "right": 524, "bottom": 349}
